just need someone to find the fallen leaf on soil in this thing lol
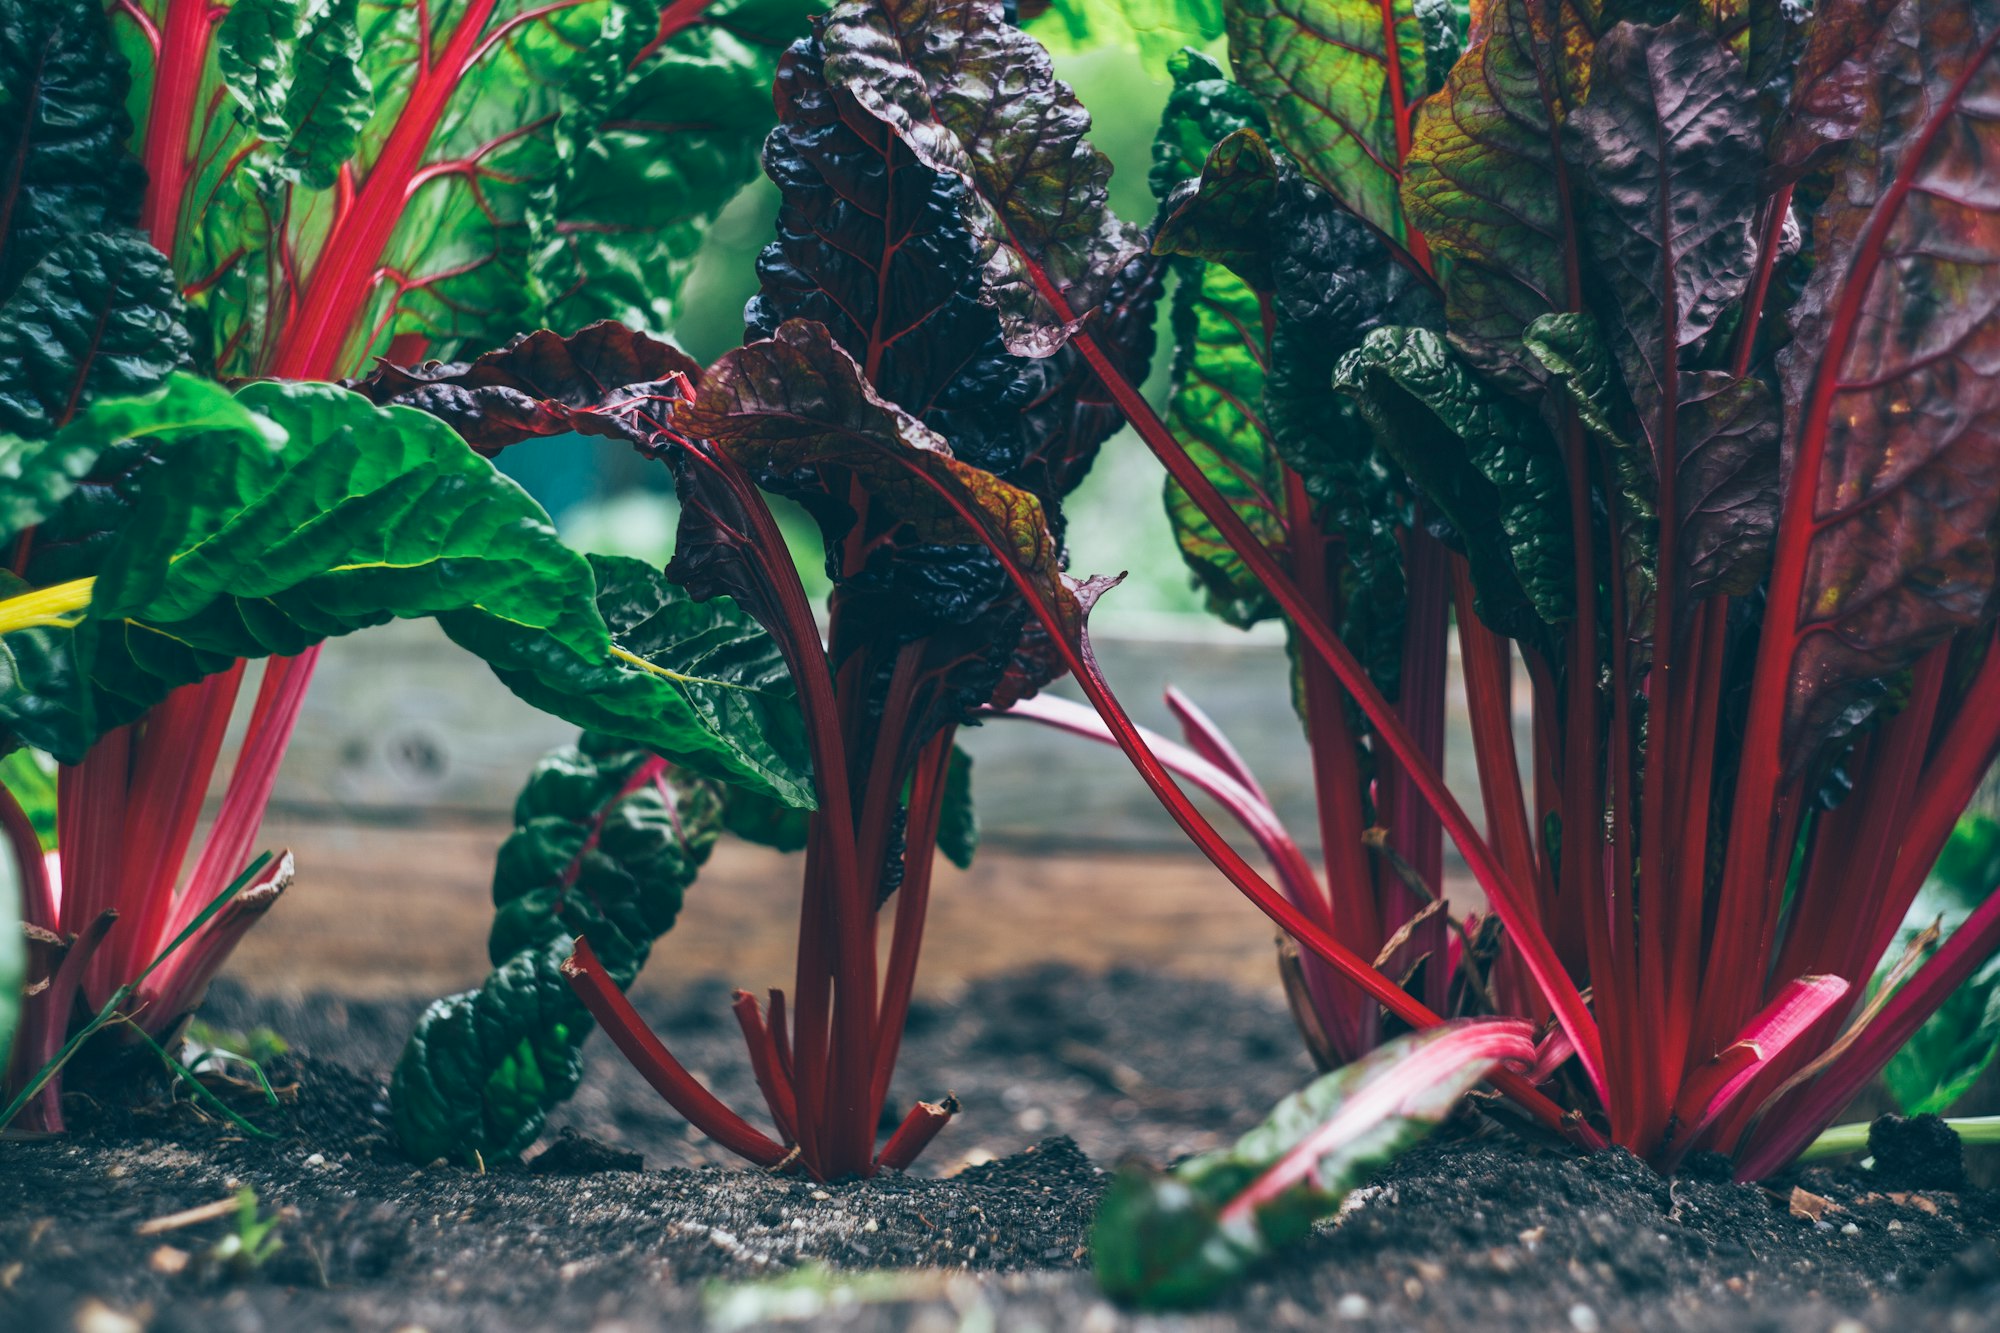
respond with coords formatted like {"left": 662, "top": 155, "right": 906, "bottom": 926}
{"left": 1855, "top": 1192, "right": 1940, "bottom": 1215}
{"left": 1789, "top": 1187, "right": 1840, "bottom": 1222}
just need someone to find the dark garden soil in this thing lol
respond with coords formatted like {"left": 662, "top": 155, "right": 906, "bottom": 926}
{"left": 3, "top": 965, "right": 1998, "bottom": 1332}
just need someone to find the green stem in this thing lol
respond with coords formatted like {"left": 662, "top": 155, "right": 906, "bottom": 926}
{"left": 1799, "top": 1115, "right": 2000, "bottom": 1162}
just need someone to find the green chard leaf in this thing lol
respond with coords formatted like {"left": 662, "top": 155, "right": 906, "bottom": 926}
{"left": 0, "top": 0, "right": 188, "bottom": 453}
{"left": 1149, "top": 48, "right": 1269, "bottom": 201}
{"left": 1093, "top": 1020, "right": 1535, "bottom": 1308}
{"left": 530, "top": 0, "right": 813, "bottom": 335}
{"left": 1162, "top": 259, "right": 1286, "bottom": 628}
{"left": 1150, "top": 96, "right": 1284, "bottom": 629}
{"left": 934, "top": 742, "right": 977, "bottom": 870}
{"left": 1881, "top": 812, "right": 2000, "bottom": 1120}
{"left": 350, "top": 324, "right": 819, "bottom": 807}
{"left": 0, "top": 0, "right": 146, "bottom": 290}
{"left": 1883, "top": 949, "right": 2000, "bottom": 1118}
{"left": 817, "top": 0, "right": 1143, "bottom": 357}
{"left": 451, "top": 553, "right": 816, "bottom": 813}
{"left": 1771, "top": 0, "right": 2000, "bottom": 769}
{"left": 1152, "top": 123, "right": 1429, "bottom": 681}
{"left": 392, "top": 734, "right": 723, "bottom": 1164}
{"left": 0, "top": 234, "right": 192, "bottom": 443}
{"left": 1224, "top": 0, "right": 1428, "bottom": 249}
{"left": 1401, "top": 0, "right": 1604, "bottom": 382}
{"left": 1336, "top": 326, "right": 1570, "bottom": 641}
{"left": 0, "top": 378, "right": 813, "bottom": 809}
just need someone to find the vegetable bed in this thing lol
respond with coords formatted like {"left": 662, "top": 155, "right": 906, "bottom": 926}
{"left": 3, "top": 965, "right": 1994, "bottom": 1332}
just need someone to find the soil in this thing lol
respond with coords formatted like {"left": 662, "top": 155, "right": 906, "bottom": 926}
{"left": 2, "top": 965, "right": 1998, "bottom": 1332}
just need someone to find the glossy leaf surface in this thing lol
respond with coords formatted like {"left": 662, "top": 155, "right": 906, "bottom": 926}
{"left": 817, "top": 0, "right": 1141, "bottom": 357}
{"left": 392, "top": 733, "right": 722, "bottom": 1163}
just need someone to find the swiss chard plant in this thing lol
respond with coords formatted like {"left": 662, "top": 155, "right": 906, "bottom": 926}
{"left": 984, "top": 0, "right": 2000, "bottom": 1181}
{"left": 360, "top": 52, "right": 1160, "bottom": 1169}
{"left": 0, "top": 0, "right": 812, "bottom": 1131}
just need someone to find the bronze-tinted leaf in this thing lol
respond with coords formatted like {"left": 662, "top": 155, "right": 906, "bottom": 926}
{"left": 1401, "top": 0, "right": 1606, "bottom": 381}
{"left": 1773, "top": 0, "right": 2000, "bottom": 767}
{"left": 347, "top": 322, "right": 703, "bottom": 456}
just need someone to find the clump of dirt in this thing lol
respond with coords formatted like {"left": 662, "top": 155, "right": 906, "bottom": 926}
{"left": 527, "top": 1127, "right": 644, "bottom": 1176}
{"left": 1869, "top": 1113, "right": 1967, "bottom": 1191}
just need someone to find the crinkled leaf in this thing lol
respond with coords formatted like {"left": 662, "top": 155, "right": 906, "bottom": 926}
{"left": 1259, "top": 172, "right": 1433, "bottom": 692}
{"left": 749, "top": 33, "right": 1061, "bottom": 482}
{"left": 1415, "top": 0, "right": 1465, "bottom": 92}
{"left": 1523, "top": 310, "right": 1628, "bottom": 448}
{"left": 1148, "top": 48, "right": 1270, "bottom": 201}
{"left": 1771, "top": 0, "right": 2000, "bottom": 769}
{"left": 1401, "top": 0, "right": 1603, "bottom": 380}
{"left": 347, "top": 321, "right": 704, "bottom": 456}
{"left": 273, "top": 0, "right": 375, "bottom": 189}
{"left": 213, "top": 0, "right": 377, "bottom": 190}
{"left": 1154, "top": 128, "right": 1285, "bottom": 291}
{"left": 0, "top": 233, "right": 191, "bottom": 440}
{"left": 532, "top": 0, "right": 813, "bottom": 335}
{"left": 684, "top": 319, "right": 1083, "bottom": 637}
{"left": 817, "top": 0, "right": 1142, "bottom": 357}
{"left": 0, "top": 0, "right": 144, "bottom": 292}
{"left": 1224, "top": 0, "right": 1428, "bottom": 248}
{"left": 688, "top": 320, "right": 1076, "bottom": 606}
{"left": 1336, "top": 326, "right": 1570, "bottom": 639}
{"left": 215, "top": 0, "right": 300, "bottom": 139}
{"left": 391, "top": 735, "right": 722, "bottom": 1164}
{"left": 1565, "top": 19, "right": 1764, "bottom": 431}
{"left": 1092, "top": 1020, "right": 1535, "bottom": 1308}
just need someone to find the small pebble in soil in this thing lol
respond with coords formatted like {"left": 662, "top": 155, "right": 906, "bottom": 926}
{"left": 1568, "top": 1304, "right": 1601, "bottom": 1333}
{"left": 1335, "top": 1293, "right": 1371, "bottom": 1320}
